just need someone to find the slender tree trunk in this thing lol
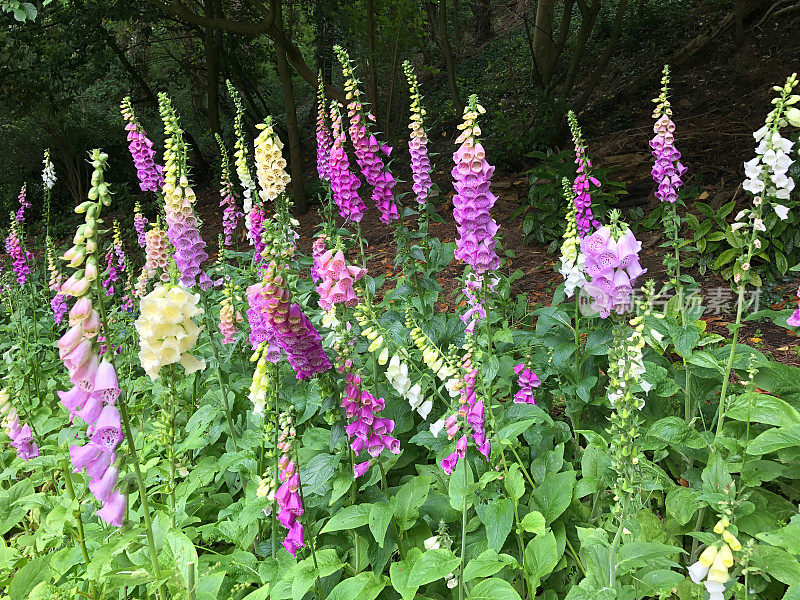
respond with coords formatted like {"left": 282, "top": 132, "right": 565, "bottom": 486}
{"left": 473, "top": 0, "right": 492, "bottom": 44}
{"left": 366, "top": 0, "right": 379, "bottom": 118}
{"left": 383, "top": 34, "right": 401, "bottom": 137}
{"left": 734, "top": 0, "right": 745, "bottom": 44}
{"left": 273, "top": 0, "right": 307, "bottom": 214}
{"left": 436, "top": 0, "right": 463, "bottom": 114}
{"left": 554, "top": 0, "right": 576, "bottom": 59}
{"left": 204, "top": 0, "right": 221, "bottom": 135}
{"left": 561, "top": 0, "right": 599, "bottom": 99}
{"left": 533, "top": 0, "right": 557, "bottom": 86}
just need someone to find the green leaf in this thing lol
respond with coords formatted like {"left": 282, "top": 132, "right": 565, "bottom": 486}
{"left": 498, "top": 419, "right": 535, "bottom": 442}
{"left": 727, "top": 393, "right": 800, "bottom": 427}
{"left": 752, "top": 545, "right": 800, "bottom": 585}
{"left": 531, "top": 470, "right": 575, "bottom": 523}
{"left": 667, "top": 325, "right": 701, "bottom": 359}
{"left": 467, "top": 577, "right": 523, "bottom": 600}
{"left": 369, "top": 503, "right": 392, "bottom": 548}
{"left": 701, "top": 452, "right": 733, "bottom": 492}
{"left": 504, "top": 464, "right": 525, "bottom": 501}
{"left": 520, "top": 511, "right": 546, "bottom": 535}
{"left": 407, "top": 548, "right": 460, "bottom": 587}
{"left": 525, "top": 530, "right": 560, "bottom": 586}
{"left": 449, "top": 460, "right": 475, "bottom": 511}
{"left": 393, "top": 476, "right": 430, "bottom": 531}
{"left": 9, "top": 558, "right": 52, "bottom": 600}
{"left": 164, "top": 529, "right": 199, "bottom": 589}
{"left": 666, "top": 487, "right": 699, "bottom": 526}
{"left": 748, "top": 424, "right": 800, "bottom": 455}
{"left": 617, "top": 542, "right": 684, "bottom": 573}
{"left": 476, "top": 498, "right": 514, "bottom": 551}
{"left": 463, "top": 549, "right": 518, "bottom": 582}
{"left": 321, "top": 504, "right": 371, "bottom": 533}
{"left": 390, "top": 548, "right": 421, "bottom": 600}
{"left": 640, "top": 569, "right": 684, "bottom": 594}
{"left": 327, "top": 572, "right": 387, "bottom": 600}
{"left": 302, "top": 453, "right": 341, "bottom": 495}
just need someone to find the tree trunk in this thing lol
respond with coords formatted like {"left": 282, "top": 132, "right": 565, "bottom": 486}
{"left": 473, "top": 0, "right": 492, "bottom": 44}
{"left": 734, "top": 0, "right": 745, "bottom": 44}
{"left": 273, "top": 0, "right": 307, "bottom": 214}
{"left": 533, "top": 0, "right": 557, "bottom": 86}
{"left": 204, "top": 0, "right": 221, "bottom": 136}
{"left": 561, "top": 0, "right": 599, "bottom": 99}
{"left": 366, "top": 0, "right": 379, "bottom": 118}
{"left": 436, "top": 0, "right": 463, "bottom": 114}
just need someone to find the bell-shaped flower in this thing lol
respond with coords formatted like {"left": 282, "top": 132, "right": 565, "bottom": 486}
{"left": 96, "top": 490, "right": 126, "bottom": 527}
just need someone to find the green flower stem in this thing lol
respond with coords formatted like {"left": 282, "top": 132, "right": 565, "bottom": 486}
{"left": 608, "top": 498, "right": 629, "bottom": 589}
{"left": 62, "top": 460, "right": 98, "bottom": 600}
{"left": 188, "top": 561, "right": 196, "bottom": 600}
{"left": 378, "top": 462, "right": 404, "bottom": 559}
{"left": 120, "top": 399, "right": 167, "bottom": 600}
{"left": 347, "top": 446, "right": 362, "bottom": 572}
{"left": 715, "top": 284, "right": 746, "bottom": 442}
{"left": 459, "top": 451, "right": 468, "bottom": 600}
{"left": 167, "top": 373, "right": 178, "bottom": 529}
{"left": 271, "top": 364, "right": 280, "bottom": 560}
{"left": 200, "top": 293, "right": 238, "bottom": 447}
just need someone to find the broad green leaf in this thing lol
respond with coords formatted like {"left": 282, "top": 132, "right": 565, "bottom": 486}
{"left": 9, "top": 557, "right": 52, "bottom": 600}
{"left": 449, "top": 460, "right": 475, "bottom": 511}
{"left": 476, "top": 498, "right": 514, "bottom": 551}
{"left": 752, "top": 545, "right": 800, "bottom": 585}
{"left": 369, "top": 503, "right": 392, "bottom": 547}
{"left": 525, "top": 530, "right": 560, "bottom": 586}
{"left": 498, "top": 419, "right": 535, "bottom": 443}
{"left": 389, "top": 548, "right": 422, "bottom": 600}
{"left": 463, "top": 549, "right": 518, "bottom": 582}
{"left": 321, "top": 504, "right": 372, "bottom": 533}
{"left": 327, "top": 572, "right": 387, "bottom": 600}
{"left": 520, "top": 511, "right": 546, "bottom": 535}
{"left": 617, "top": 542, "right": 684, "bottom": 573}
{"left": 164, "top": 529, "right": 199, "bottom": 589}
{"left": 393, "top": 476, "right": 430, "bottom": 531}
{"left": 467, "top": 577, "right": 523, "bottom": 600}
{"left": 407, "top": 548, "right": 460, "bottom": 587}
{"left": 666, "top": 486, "right": 699, "bottom": 526}
{"left": 639, "top": 570, "right": 683, "bottom": 594}
{"left": 727, "top": 393, "right": 800, "bottom": 427}
{"left": 302, "top": 453, "right": 341, "bottom": 495}
{"left": 531, "top": 470, "right": 575, "bottom": 523}
{"left": 504, "top": 464, "right": 525, "bottom": 502}
{"left": 748, "top": 424, "right": 800, "bottom": 455}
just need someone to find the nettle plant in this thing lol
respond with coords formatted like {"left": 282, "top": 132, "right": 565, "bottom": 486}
{"left": 1, "top": 57, "right": 800, "bottom": 600}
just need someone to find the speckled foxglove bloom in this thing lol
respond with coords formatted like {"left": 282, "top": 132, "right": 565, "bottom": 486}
{"left": 159, "top": 93, "right": 210, "bottom": 289}
{"left": 15, "top": 185, "right": 30, "bottom": 223}
{"left": 452, "top": 95, "right": 500, "bottom": 274}
{"left": 559, "top": 178, "right": 586, "bottom": 297}
{"left": 5, "top": 214, "right": 30, "bottom": 285}
{"left": 568, "top": 111, "right": 602, "bottom": 238}
{"left": 688, "top": 530, "right": 739, "bottom": 600}
{"left": 58, "top": 151, "right": 127, "bottom": 527}
{"left": 249, "top": 340, "right": 276, "bottom": 415}
{"left": 0, "top": 389, "right": 39, "bottom": 460}
{"left": 135, "top": 282, "right": 205, "bottom": 379}
{"left": 341, "top": 372, "right": 400, "bottom": 477}
{"left": 227, "top": 81, "right": 257, "bottom": 234}
{"left": 404, "top": 61, "right": 432, "bottom": 205}
{"left": 580, "top": 212, "right": 646, "bottom": 318}
{"left": 310, "top": 235, "right": 328, "bottom": 283}
{"left": 315, "top": 248, "right": 366, "bottom": 311}
{"left": 136, "top": 222, "right": 171, "bottom": 297}
{"left": 336, "top": 45, "right": 399, "bottom": 225}
{"left": 650, "top": 68, "right": 687, "bottom": 204}
{"left": 249, "top": 203, "right": 267, "bottom": 265}
{"left": 514, "top": 363, "right": 540, "bottom": 404}
{"left": 386, "top": 354, "right": 431, "bottom": 418}
{"left": 461, "top": 273, "right": 497, "bottom": 335}
{"left": 255, "top": 117, "right": 291, "bottom": 203}
{"left": 246, "top": 282, "right": 282, "bottom": 361}
{"left": 120, "top": 97, "right": 164, "bottom": 193}
{"left": 133, "top": 201, "right": 148, "bottom": 249}
{"left": 316, "top": 75, "right": 332, "bottom": 182}
{"left": 216, "top": 134, "right": 240, "bottom": 248}
{"left": 328, "top": 101, "right": 366, "bottom": 223}
{"left": 275, "top": 412, "right": 305, "bottom": 556}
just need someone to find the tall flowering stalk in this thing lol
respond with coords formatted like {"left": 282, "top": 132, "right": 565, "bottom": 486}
{"left": 314, "top": 246, "right": 366, "bottom": 311}
{"left": 15, "top": 184, "right": 30, "bottom": 223}
{"left": 719, "top": 75, "right": 798, "bottom": 437}
{"left": 159, "top": 93, "right": 210, "bottom": 289}
{"left": 57, "top": 150, "right": 126, "bottom": 527}
{"left": 559, "top": 178, "right": 586, "bottom": 297}
{"left": 218, "top": 281, "right": 239, "bottom": 345}
{"left": 5, "top": 212, "right": 30, "bottom": 285}
{"left": 135, "top": 220, "right": 171, "bottom": 297}
{"left": 227, "top": 80, "right": 257, "bottom": 234}
{"left": 0, "top": 388, "right": 39, "bottom": 460}
{"left": 328, "top": 101, "right": 366, "bottom": 223}
{"left": 120, "top": 96, "right": 165, "bottom": 193}
{"left": 568, "top": 111, "right": 602, "bottom": 238}
{"left": 404, "top": 61, "right": 433, "bottom": 206}
{"left": 133, "top": 202, "right": 148, "bottom": 249}
{"left": 101, "top": 221, "right": 126, "bottom": 297}
{"left": 46, "top": 236, "right": 67, "bottom": 324}
{"left": 215, "top": 134, "right": 240, "bottom": 248}
{"left": 254, "top": 116, "right": 291, "bottom": 204}
{"left": 335, "top": 45, "right": 400, "bottom": 225}
{"left": 42, "top": 149, "right": 55, "bottom": 235}
{"left": 316, "top": 74, "right": 332, "bottom": 182}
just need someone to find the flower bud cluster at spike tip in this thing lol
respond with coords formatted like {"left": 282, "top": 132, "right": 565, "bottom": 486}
{"left": 335, "top": 45, "right": 399, "bottom": 225}
{"left": 136, "top": 221, "right": 171, "bottom": 297}
{"left": 46, "top": 237, "right": 68, "bottom": 324}
{"left": 215, "top": 134, "right": 241, "bottom": 248}
{"left": 159, "top": 93, "right": 210, "bottom": 289}
{"left": 218, "top": 282, "right": 240, "bottom": 345}
{"left": 341, "top": 372, "right": 400, "bottom": 477}
{"left": 42, "top": 148, "right": 56, "bottom": 191}
{"left": 135, "top": 282, "right": 206, "bottom": 380}
{"left": 248, "top": 203, "right": 267, "bottom": 265}
{"left": 580, "top": 211, "right": 646, "bottom": 318}
{"left": 5, "top": 213, "right": 30, "bottom": 285}
{"left": 101, "top": 221, "right": 127, "bottom": 298}
{"left": 120, "top": 97, "right": 165, "bottom": 193}
{"left": 0, "top": 388, "right": 39, "bottom": 460}
{"left": 328, "top": 101, "right": 366, "bottom": 223}
{"left": 227, "top": 81, "right": 257, "bottom": 234}
{"left": 514, "top": 362, "right": 540, "bottom": 404}
{"left": 274, "top": 412, "right": 305, "bottom": 556}
{"left": 254, "top": 116, "right": 291, "bottom": 203}
{"left": 568, "top": 111, "right": 602, "bottom": 238}
{"left": 315, "top": 248, "right": 366, "bottom": 311}
{"left": 452, "top": 94, "right": 500, "bottom": 274}
{"left": 404, "top": 61, "right": 432, "bottom": 205}
{"left": 559, "top": 178, "right": 586, "bottom": 297}
{"left": 316, "top": 74, "right": 333, "bottom": 182}
{"left": 249, "top": 341, "right": 275, "bottom": 414}
{"left": 441, "top": 352, "right": 489, "bottom": 474}
{"left": 461, "top": 273, "right": 498, "bottom": 335}
{"left": 15, "top": 184, "right": 30, "bottom": 223}
{"left": 650, "top": 66, "right": 687, "bottom": 204}
{"left": 133, "top": 201, "right": 148, "bottom": 249}
{"left": 57, "top": 152, "right": 127, "bottom": 527}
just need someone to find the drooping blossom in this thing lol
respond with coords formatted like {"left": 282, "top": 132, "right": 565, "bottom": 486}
{"left": 310, "top": 235, "right": 328, "bottom": 283}
{"left": 452, "top": 95, "right": 500, "bottom": 274}
{"left": 133, "top": 202, "right": 148, "bottom": 248}
{"left": 245, "top": 282, "right": 282, "bottom": 361}
{"left": 341, "top": 372, "right": 400, "bottom": 477}
{"left": 559, "top": 178, "right": 586, "bottom": 297}
{"left": 580, "top": 213, "right": 646, "bottom": 318}
{"left": 254, "top": 117, "right": 291, "bottom": 204}
{"left": 0, "top": 388, "right": 39, "bottom": 460}
{"left": 274, "top": 413, "right": 305, "bottom": 556}
{"left": 216, "top": 134, "right": 240, "bottom": 248}
{"left": 135, "top": 222, "right": 170, "bottom": 297}
{"left": 135, "top": 283, "right": 206, "bottom": 380}
{"left": 159, "top": 93, "right": 210, "bottom": 289}
{"left": 328, "top": 101, "right": 366, "bottom": 223}
{"left": 386, "top": 354, "right": 430, "bottom": 418}
{"left": 16, "top": 185, "right": 30, "bottom": 223}
{"left": 460, "top": 273, "right": 497, "bottom": 335}
{"left": 513, "top": 363, "right": 540, "bottom": 404}
{"left": 5, "top": 214, "right": 31, "bottom": 285}
{"left": 650, "top": 68, "right": 687, "bottom": 204}
{"left": 315, "top": 248, "right": 366, "bottom": 311}
{"left": 404, "top": 61, "right": 432, "bottom": 205}
{"left": 567, "top": 111, "right": 602, "bottom": 237}
{"left": 316, "top": 75, "right": 332, "bottom": 182}
{"left": 336, "top": 45, "right": 400, "bottom": 225}
{"left": 227, "top": 81, "right": 257, "bottom": 234}
{"left": 120, "top": 97, "right": 165, "bottom": 193}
